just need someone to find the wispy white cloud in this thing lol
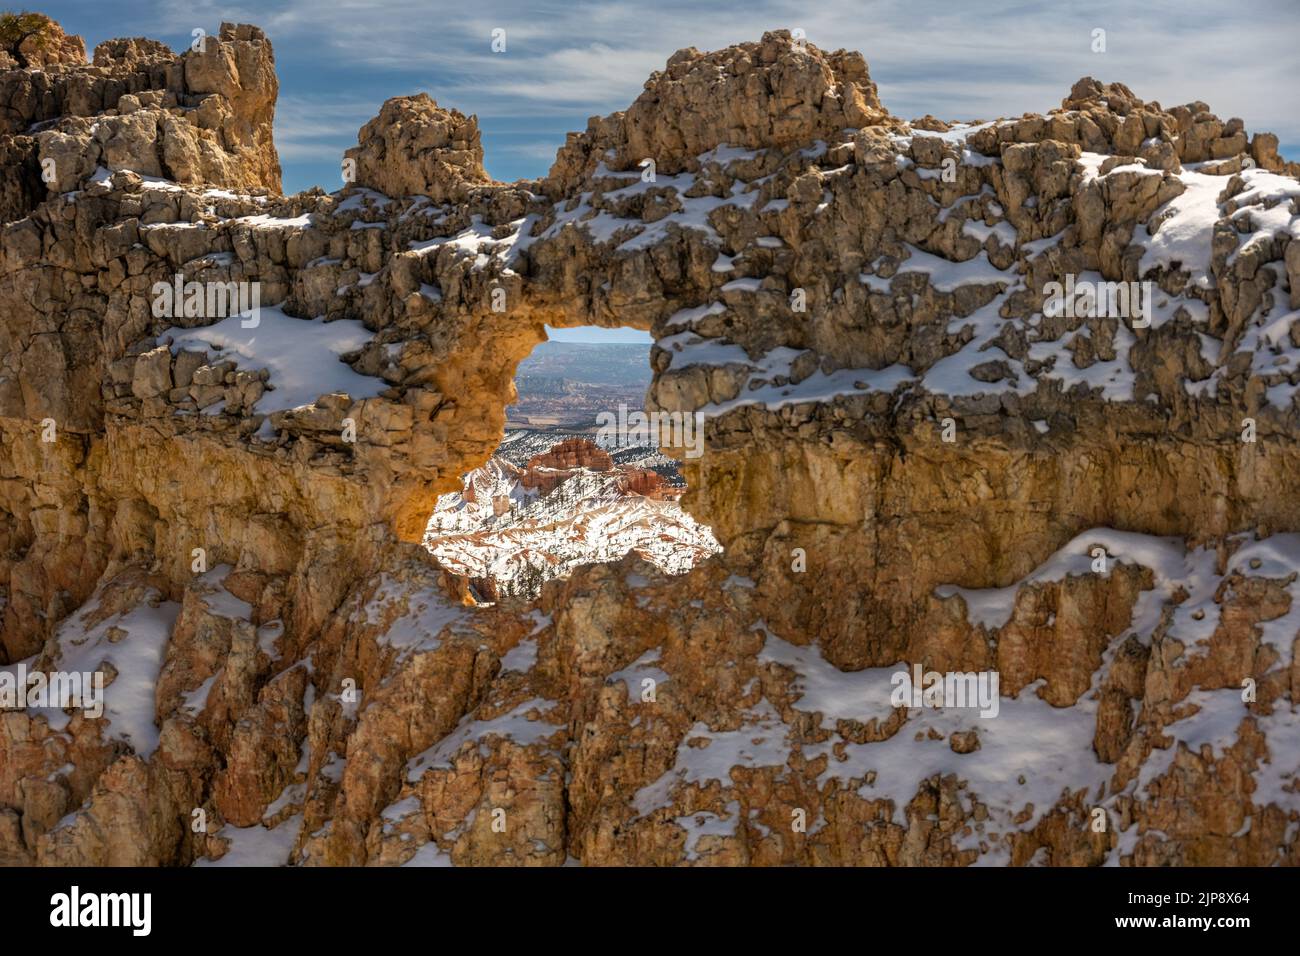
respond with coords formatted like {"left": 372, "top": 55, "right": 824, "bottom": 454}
{"left": 296, "top": 1, "right": 1293, "bottom": 141}
{"left": 43, "top": 0, "right": 1300, "bottom": 190}
{"left": 273, "top": 94, "right": 383, "bottom": 162}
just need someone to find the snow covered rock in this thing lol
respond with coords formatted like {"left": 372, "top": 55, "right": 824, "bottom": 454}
{"left": 1, "top": 20, "right": 1299, "bottom": 867}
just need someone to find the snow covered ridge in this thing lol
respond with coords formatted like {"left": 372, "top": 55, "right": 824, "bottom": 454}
{"left": 609, "top": 527, "right": 1300, "bottom": 867}
{"left": 300, "top": 88, "right": 1294, "bottom": 429}
{"left": 423, "top": 436, "right": 719, "bottom": 600}
{"left": 640, "top": 154, "right": 1300, "bottom": 420}
{"left": 18, "top": 522, "right": 1299, "bottom": 867}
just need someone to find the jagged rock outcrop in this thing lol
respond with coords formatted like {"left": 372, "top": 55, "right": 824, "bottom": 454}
{"left": 0, "top": 19, "right": 280, "bottom": 223}
{"left": 1, "top": 20, "right": 1299, "bottom": 866}
{"left": 344, "top": 93, "right": 492, "bottom": 203}
{"left": 545, "top": 32, "right": 898, "bottom": 194}
{"left": 0, "top": 12, "right": 84, "bottom": 70}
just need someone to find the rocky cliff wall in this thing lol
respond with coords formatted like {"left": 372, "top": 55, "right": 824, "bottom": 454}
{"left": 1, "top": 23, "right": 1298, "bottom": 866}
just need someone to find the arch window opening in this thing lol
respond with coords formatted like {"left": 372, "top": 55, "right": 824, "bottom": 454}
{"left": 422, "top": 327, "right": 720, "bottom": 602}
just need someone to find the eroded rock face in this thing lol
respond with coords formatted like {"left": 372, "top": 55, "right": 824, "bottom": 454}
{"left": 345, "top": 94, "right": 492, "bottom": 203}
{"left": 0, "top": 19, "right": 280, "bottom": 223}
{"left": 1, "top": 22, "right": 1299, "bottom": 866}
{"left": 546, "top": 31, "right": 896, "bottom": 195}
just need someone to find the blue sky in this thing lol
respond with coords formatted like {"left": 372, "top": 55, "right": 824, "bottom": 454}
{"left": 38, "top": 0, "right": 1300, "bottom": 343}
{"left": 545, "top": 325, "right": 650, "bottom": 344}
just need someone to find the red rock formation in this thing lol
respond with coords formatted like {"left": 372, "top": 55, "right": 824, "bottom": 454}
{"left": 618, "top": 467, "right": 679, "bottom": 500}
{"left": 520, "top": 438, "right": 614, "bottom": 494}
{"left": 518, "top": 438, "right": 681, "bottom": 500}
{"left": 524, "top": 438, "right": 613, "bottom": 473}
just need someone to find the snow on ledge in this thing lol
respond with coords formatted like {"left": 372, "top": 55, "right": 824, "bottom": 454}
{"left": 164, "top": 305, "right": 386, "bottom": 423}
